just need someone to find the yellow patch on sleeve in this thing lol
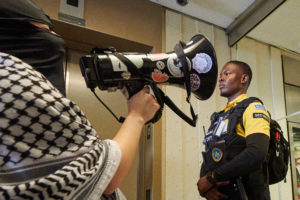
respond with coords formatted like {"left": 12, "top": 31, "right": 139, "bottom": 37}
{"left": 243, "top": 102, "right": 270, "bottom": 137}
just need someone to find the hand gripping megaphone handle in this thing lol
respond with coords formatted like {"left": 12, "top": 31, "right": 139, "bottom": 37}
{"left": 146, "top": 82, "right": 197, "bottom": 126}
{"left": 114, "top": 52, "right": 164, "bottom": 124}
{"left": 124, "top": 82, "right": 164, "bottom": 124}
{"left": 144, "top": 85, "right": 198, "bottom": 126}
{"left": 145, "top": 83, "right": 164, "bottom": 124}
{"left": 123, "top": 81, "right": 144, "bottom": 99}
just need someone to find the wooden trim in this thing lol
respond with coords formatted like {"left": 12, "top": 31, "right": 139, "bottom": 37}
{"left": 52, "top": 19, "right": 153, "bottom": 53}
{"left": 281, "top": 50, "right": 300, "bottom": 61}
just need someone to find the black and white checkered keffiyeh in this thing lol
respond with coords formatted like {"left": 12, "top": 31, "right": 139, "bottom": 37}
{"left": 0, "top": 53, "right": 123, "bottom": 200}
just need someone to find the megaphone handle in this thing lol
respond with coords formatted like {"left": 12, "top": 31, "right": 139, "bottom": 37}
{"left": 123, "top": 82, "right": 145, "bottom": 99}
{"left": 122, "top": 82, "right": 163, "bottom": 124}
{"left": 149, "top": 82, "right": 164, "bottom": 107}
{"left": 145, "top": 83, "right": 164, "bottom": 124}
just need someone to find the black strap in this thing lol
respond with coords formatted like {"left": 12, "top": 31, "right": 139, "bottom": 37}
{"left": 227, "top": 97, "right": 263, "bottom": 134}
{"left": 113, "top": 52, "right": 146, "bottom": 79}
{"left": 174, "top": 41, "right": 191, "bottom": 102}
{"left": 162, "top": 91, "right": 197, "bottom": 127}
{"left": 92, "top": 90, "right": 125, "bottom": 123}
{"left": 236, "top": 177, "right": 248, "bottom": 200}
{"left": 173, "top": 41, "right": 198, "bottom": 126}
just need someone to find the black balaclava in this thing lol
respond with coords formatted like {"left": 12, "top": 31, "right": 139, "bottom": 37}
{"left": 0, "top": 0, "right": 66, "bottom": 96}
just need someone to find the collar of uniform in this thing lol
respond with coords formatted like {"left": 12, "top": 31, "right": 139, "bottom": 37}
{"left": 223, "top": 94, "right": 248, "bottom": 112}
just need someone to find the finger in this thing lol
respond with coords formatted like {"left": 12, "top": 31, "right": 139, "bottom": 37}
{"left": 210, "top": 190, "right": 221, "bottom": 200}
{"left": 215, "top": 191, "right": 228, "bottom": 199}
{"left": 143, "top": 85, "right": 150, "bottom": 93}
{"left": 153, "top": 102, "right": 160, "bottom": 110}
{"left": 206, "top": 188, "right": 228, "bottom": 200}
{"left": 218, "top": 194, "right": 228, "bottom": 199}
{"left": 205, "top": 193, "right": 213, "bottom": 200}
{"left": 153, "top": 102, "right": 160, "bottom": 109}
{"left": 216, "top": 181, "right": 230, "bottom": 186}
{"left": 120, "top": 87, "right": 130, "bottom": 99}
{"left": 206, "top": 192, "right": 218, "bottom": 200}
{"left": 144, "top": 85, "right": 157, "bottom": 98}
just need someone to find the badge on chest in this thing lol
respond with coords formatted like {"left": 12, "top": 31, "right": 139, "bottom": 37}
{"left": 212, "top": 147, "right": 223, "bottom": 162}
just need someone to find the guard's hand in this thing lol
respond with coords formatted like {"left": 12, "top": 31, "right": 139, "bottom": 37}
{"left": 197, "top": 176, "right": 230, "bottom": 197}
{"left": 127, "top": 87, "right": 160, "bottom": 124}
{"left": 204, "top": 187, "right": 228, "bottom": 200}
{"left": 197, "top": 176, "right": 214, "bottom": 196}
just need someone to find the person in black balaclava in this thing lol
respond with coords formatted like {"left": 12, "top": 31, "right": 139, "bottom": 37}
{"left": 0, "top": 0, "right": 66, "bottom": 95}
{"left": 0, "top": 52, "right": 160, "bottom": 200}
{"left": 0, "top": 1, "right": 161, "bottom": 199}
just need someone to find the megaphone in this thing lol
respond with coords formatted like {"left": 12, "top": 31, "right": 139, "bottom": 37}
{"left": 80, "top": 34, "right": 218, "bottom": 126}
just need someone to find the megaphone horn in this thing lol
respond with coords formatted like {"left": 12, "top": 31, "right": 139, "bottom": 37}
{"left": 80, "top": 34, "right": 218, "bottom": 126}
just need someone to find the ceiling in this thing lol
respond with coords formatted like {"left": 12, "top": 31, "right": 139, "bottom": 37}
{"left": 150, "top": 0, "right": 300, "bottom": 54}
{"left": 248, "top": 0, "right": 300, "bottom": 54}
{"left": 150, "top": 0, "right": 255, "bottom": 28}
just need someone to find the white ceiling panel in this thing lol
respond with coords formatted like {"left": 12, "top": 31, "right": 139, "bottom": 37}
{"left": 247, "top": 0, "right": 300, "bottom": 54}
{"left": 191, "top": 0, "right": 255, "bottom": 19}
{"left": 150, "top": 0, "right": 255, "bottom": 28}
{"left": 150, "top": 0, "right": 299, "bottom": 54}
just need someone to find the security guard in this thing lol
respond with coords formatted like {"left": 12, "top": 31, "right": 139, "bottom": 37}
{"left": 197, "top": 61, "right": 271, "bottom": 200}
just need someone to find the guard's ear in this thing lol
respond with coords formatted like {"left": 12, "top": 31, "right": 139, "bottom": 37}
{"left": 241, "top": 74, "right": 249, "bottom": 85}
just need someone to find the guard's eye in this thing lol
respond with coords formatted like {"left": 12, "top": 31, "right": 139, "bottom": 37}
{"left": 220, "top": 72, "right": 230, "bottom": 77}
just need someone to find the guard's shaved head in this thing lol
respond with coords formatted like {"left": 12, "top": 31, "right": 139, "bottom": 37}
{"left": 225, "top": 61, "right": 252, "bottom": 87}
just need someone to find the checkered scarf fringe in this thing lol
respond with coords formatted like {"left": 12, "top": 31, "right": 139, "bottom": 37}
{"left": 0, "top": 53, "right": 121, "bottom": 200}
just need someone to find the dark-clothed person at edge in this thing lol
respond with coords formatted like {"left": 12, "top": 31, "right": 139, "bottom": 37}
{"left": 0, "top": 1, "right": 160, "bottom": 199}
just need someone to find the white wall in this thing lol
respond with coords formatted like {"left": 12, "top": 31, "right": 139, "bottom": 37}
{"left": 163, "top": 10, "right": 230, "bottom": 200}
{"left": 163, "top": 9, "right": 293, "bottom": 200}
